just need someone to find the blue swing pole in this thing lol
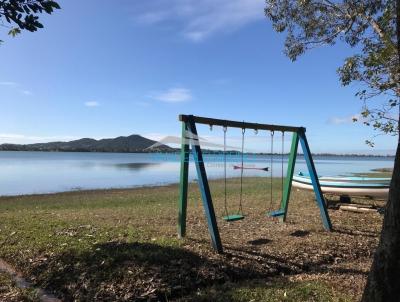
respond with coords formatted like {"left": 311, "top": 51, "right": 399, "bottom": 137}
{"left": 178, "top": 122, "right": 190, "bottom": 238}
{"left": 186, "top": 116, "right": 223, "bottom": 253}
{"left": 298, "top": 129, "right": 332, "bottom": 231}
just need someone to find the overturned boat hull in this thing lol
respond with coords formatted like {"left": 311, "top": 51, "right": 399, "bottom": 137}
{"left": 292, "top": 173, "right": 390, "bottom": 199}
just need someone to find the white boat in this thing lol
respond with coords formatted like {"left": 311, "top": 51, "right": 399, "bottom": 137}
{"left": 292, "top": 172, "right": 390, "bottom": 199}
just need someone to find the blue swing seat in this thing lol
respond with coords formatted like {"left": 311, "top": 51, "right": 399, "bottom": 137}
{"left": 223, "top": 214, "right": 245, "bottom": 222}
{"left": 266, "top": 209, "right": 285, "bottom": 217}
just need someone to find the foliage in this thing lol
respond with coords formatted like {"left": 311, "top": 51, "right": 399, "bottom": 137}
{"left": 0, "top": 0, "right": 60, "bottom": 43}
{"left": 265, "top": 0, "right": 399, "bottom": 142}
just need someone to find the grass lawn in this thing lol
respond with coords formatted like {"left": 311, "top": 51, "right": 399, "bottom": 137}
{"left": 0, "top": 177, "right": 385, "bottom": 301}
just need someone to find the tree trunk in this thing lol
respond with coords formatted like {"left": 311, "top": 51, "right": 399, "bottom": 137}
{"left": 362, "top": 141, "right": 400, "bottom": 301}
{"left": 362, "top": 1, "right": 400, "bottom": 300}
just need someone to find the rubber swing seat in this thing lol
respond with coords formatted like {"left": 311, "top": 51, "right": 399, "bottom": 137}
{"left": 223, "top": 214, "right": 245, "bottom": 222}
{"left": 266, "top": 209, "right": 285, "bottom": 217}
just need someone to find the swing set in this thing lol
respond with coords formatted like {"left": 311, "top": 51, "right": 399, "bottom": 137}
{"left": 178, "top": 115, "right": 332, "bottom": 253}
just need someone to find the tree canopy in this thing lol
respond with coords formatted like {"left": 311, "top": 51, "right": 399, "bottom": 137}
{"left": 0, "top": 0, "right": 60, "bottom": 42}
{"left": 265, "top": 0, "right": 399, "bottom": 143}
{"left": 265, "top": 1, "right": 400, "bottom": 300}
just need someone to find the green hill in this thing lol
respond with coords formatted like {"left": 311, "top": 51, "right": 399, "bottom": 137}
{"left": 0, "top": 135, "right": 174, "bottom": 153}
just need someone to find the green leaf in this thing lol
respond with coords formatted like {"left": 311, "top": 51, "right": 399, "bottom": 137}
{"left": 8, "top": 27, "right": 21, "bottom": 37}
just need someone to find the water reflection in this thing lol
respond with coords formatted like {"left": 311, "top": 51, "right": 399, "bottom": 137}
{"left": 112, "top": 162, "right": 162, "bottom": 171}
{"left": 0, "top": 151, "right": 394, "bottom": 196}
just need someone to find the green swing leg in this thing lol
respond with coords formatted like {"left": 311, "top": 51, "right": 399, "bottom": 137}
{"left": 266, "top": 132, "right": 299, "bottom": 219}
{"left": 279, "top": 131, "right": 299, "bottom": 221}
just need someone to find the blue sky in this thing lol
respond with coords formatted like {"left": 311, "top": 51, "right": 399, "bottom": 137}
{"left": 0, "top": 0, "right": 397, "bottom": 154}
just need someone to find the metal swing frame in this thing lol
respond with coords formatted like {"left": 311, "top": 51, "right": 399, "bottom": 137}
{"left": 178, "top": 114, "right": 332, "bottom": 253}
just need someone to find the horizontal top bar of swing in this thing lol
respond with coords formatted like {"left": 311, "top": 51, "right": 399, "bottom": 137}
{"left": 179, "top": 115, "right": 304, "bottom": 133}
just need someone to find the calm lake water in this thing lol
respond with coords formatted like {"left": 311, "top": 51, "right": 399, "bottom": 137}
{"left": 0, "top": 151, "right": 394, "bottom": 196}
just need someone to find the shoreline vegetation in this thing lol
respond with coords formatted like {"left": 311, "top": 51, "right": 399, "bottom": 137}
{"left": 0, "top": 149, "right": 395, "bottom": 158}
{"left": 370, "top": 167, "right": 393, "bottom": 172}
{"left": 0, "top": 177, "right": 386, "bottom": 301}
{"left": 0, "top": 134, "right": 395, "bottom": 157}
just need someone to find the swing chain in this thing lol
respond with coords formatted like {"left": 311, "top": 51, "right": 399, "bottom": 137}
{"left": 238, "top": 127, "right": 245, "bottom": 215}
{"left": 267, "top": 131, "right": 285, "bottom": 216}
{"left": 268, "top": 130, "right": 274, "bottom": 213}
{"left": 223, "top": 126, "right": 229, "bottom": 217}
{"left": 281, "top": 132, "right": 285, "bottom": 196}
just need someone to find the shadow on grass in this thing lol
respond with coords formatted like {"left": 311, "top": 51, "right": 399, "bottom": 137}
{"left": 227, "top": 244, "right": 369, "bottom": 277}
{"left": 247, "top": 238, "right": 272, "bottom": 246}
{"left": 28, "top": 236, "right": 370, "bottom": 301}
{"left": 29, "top": 241, "right": 275, "bottom": 301}
{"left": 290, "top": 230, "right": 310, "bottom": 237}
{"left": 333, "top": 227, "right": 380, "bottom": 238}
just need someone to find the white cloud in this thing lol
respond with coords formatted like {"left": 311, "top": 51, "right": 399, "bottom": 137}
{"left": 0, "top": 133, "right": 25, "bottom": 139}
{"left": 0, "top": 134, "right": 80, "bottom": 144}
{"left": 134, "top": 0, "right": 265, "bottom": 42}
{"left": 0, "top": 81, "right": 18, "bottom": 86}
{"left": 135, "top": 101, "right": 150, "bottom": 107}
{"left": 328, "top": 114, "right": 360, "bottom": 125}
{"left": 84, "top": 101, "right": 100, "bottom": 107}
{"left": 21, "top": 90, "right": 33, "bottom": 96}
{"left": 149, "top": 87, "right": 192, "bottom": 103}
{"left": 0, "top": 81, "right": 33, "bottom": 96}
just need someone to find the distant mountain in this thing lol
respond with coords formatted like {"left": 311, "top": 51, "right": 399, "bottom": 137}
{"left": 0, "top": 135, "right": 175, "bottom": 153}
